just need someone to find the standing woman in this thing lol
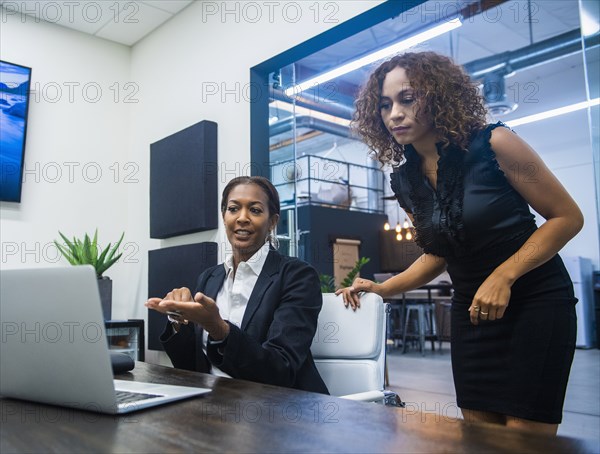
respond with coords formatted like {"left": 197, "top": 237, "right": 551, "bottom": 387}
{"left": 147, "top": 176, "right": 328, "bottom": 394}
{"left": 337, "top": 52, "right": 583, "bottom": 433}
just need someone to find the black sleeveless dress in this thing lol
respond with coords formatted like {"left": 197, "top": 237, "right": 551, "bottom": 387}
{"left": 390, "top": 122, "right": 577, "bottom": 424}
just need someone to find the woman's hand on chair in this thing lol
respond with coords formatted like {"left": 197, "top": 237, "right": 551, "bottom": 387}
{"left": 335, "top": 278, "right": 380, "bottom": 311}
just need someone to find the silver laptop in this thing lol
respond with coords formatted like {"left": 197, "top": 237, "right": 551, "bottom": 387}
{"left": 0, "top": 265, "right": 210, "bottom": 414}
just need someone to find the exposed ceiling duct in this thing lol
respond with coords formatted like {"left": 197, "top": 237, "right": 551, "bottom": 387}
{"left": 269, "top": 116, "right": 353, "bottom": 162}
{"left": 467, "top": 28, "right": 599, "bottom": 116}
{"left": 482, "top": 71, "right": 518, "bottom": 116}
{"left": 463, "top": 29, "right": 597, "bottom": 78}
{"left": 269, "top": 115, "right": 351, "bottom": 139}
{"left": 270, "top": 89, "right": 354, "bottom": 121}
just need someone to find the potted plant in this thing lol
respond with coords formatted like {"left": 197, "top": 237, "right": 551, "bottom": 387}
{"left": 54, "top": 230, "right": 124, "bottom": 320}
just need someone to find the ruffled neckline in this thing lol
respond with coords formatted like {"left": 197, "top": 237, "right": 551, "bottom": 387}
{"left": 390, "top": 122, "right": 513, "bottom": 257}
{"left": 403, "top": 141, "right": 467, "bottom": 257}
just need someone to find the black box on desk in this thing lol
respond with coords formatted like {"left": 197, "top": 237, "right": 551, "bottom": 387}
{"left": 105, "top": 319, "right": 145, "bottom": 361}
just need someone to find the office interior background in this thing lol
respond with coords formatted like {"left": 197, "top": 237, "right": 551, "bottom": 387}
{"left": 1, "top": 0, "right": 598, "bottom": 437}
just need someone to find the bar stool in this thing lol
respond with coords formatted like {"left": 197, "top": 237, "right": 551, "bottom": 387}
{"left": 386, "top": 302, "right": 404, "bottom": 348}
{"left": 402, "top": 302, "right": 436, "bottom": 355}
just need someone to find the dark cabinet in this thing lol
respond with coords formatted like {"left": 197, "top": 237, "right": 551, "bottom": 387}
{"left": 105, "top": 319, "right": 144, "bottom": 361}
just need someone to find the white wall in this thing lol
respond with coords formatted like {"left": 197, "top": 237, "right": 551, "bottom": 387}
{"left": 0, "top": 9, "right": 132, "bottom": 310}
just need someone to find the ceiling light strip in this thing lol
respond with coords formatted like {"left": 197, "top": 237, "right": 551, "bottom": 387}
{"left": 284, "top": 18, "right": 462, "bottom": 97}
{"left": 505, "top": 98, "right": 600, "bottom": 127}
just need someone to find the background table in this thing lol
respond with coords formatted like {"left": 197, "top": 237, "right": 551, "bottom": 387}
{"left": 387, "top": 283, "right": 453, "bottom": 353}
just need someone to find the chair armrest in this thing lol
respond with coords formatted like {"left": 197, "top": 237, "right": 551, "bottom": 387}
{"left": 340, "top": 390, "right": 385, "bottom": 401}
{"left": 340, "top": 390, "right": 405, "bottom": 407}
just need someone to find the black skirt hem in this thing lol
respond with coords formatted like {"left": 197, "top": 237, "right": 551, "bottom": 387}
{"left": 457, "top": 399, "right": 562, "bottom": 424}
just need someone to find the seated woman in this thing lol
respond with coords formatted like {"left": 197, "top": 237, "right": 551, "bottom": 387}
{"left": 146, "top": 176, "right": 328, "bottom": 394}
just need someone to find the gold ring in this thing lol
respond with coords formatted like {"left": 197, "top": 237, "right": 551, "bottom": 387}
{"left": 480, "top": 311, "right": 489, "bottom": 315}
{"left": 473, "top": 306, "right": 480, "bottom": 311}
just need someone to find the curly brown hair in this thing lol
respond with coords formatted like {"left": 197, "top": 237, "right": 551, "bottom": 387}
{"left": 353, "top": 52, "right": 487, "bottom": 166}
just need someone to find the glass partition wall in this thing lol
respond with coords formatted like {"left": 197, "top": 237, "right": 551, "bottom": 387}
{"left": 268, "top": 64, "right": 384, "bottom": 259}
{"left": 579, "top": 0, "right": 600, "bottom": 256}
{"left": 256, "top": 0, "right": 599, "bottom": 267}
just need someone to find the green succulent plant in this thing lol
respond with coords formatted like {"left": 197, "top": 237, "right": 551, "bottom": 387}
{"left": 54, "top": 230, "right": 124, "bottom": 278}
{"left": 319, "top": 256, "right": 370, "bottom": 293}
{"left": 340, "top": 256, "right": 370, "bottom": 289}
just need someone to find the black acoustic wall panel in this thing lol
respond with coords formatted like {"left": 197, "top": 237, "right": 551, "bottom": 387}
{"left": 147, "top": 242, "right": 218, "bottom": 350}
{"left": 150, "top": 120, "right": 218, "bottom": 239}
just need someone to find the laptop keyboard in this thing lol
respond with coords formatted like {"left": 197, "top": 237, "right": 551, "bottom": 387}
{"left": 115, "top": 390, "right": 163, "bottom": 404}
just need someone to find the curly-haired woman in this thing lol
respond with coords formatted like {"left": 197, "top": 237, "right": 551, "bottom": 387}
{"left": 337, "top": 52, "right": 583, "bottom": 434}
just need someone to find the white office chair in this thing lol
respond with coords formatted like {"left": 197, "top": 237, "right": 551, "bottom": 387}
{"left": 311, "top": 293, "right": 404, "bottom": 406}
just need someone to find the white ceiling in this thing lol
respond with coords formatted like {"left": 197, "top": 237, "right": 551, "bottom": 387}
{"left": 0, "top": 0, "right": 193, "bottom": 46}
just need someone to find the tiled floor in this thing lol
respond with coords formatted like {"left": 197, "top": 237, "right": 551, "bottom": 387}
{"left": 386, "top": 342, "right": 600, "bottom": 450}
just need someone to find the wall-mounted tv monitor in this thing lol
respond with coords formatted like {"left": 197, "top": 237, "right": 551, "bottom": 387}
{"left": 0, "top": 60, "right": 32, "bottom": 203}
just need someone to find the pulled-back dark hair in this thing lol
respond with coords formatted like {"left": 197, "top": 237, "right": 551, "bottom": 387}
{"left": 353, "top": 51, "right": 487, "bottom": 166}
{"left": 221, "top": 176, "right": 280, "bottom": 218}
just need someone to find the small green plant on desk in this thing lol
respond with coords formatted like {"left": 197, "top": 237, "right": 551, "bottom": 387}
{"left": 320, "top": 257, "right": 370, "bottom": 293}
{"left": 54, "top": 230, "right": 124, "bottom": 277}
{"left": 54, "top": 230, "right": 124, "bottom": 320}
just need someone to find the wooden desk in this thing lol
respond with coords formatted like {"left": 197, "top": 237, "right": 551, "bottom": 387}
{"left": 0, "top": 362, "right": 593, "bottom": 453}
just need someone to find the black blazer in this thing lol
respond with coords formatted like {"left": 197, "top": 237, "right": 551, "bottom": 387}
{"left": 160, "top": 250, "right": 328, "bottom": 394}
